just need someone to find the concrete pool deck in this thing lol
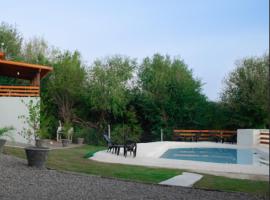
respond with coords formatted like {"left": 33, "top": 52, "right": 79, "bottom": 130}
{"left": 91, "top": 142, "right": 269, "bottom": 179}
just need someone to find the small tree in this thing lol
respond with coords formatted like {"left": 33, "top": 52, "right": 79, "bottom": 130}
{"left": 19, "top": 99, "right": 41, "bottom": 145}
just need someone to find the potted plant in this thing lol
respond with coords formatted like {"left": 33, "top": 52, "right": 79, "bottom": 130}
{"left": 19, "top": 99, "right": 50, "bottom": 168}
{"left": 76, "top": 137, "right": 84, "bottom": 145}
{"left": 61, "top": 122, "right": 72, "bottom": 147}
{"left": 0, "top": 126, "right": 14, "bottom": 153}
{"left": 75, "top": 127, "right": 85, "bottom": 145}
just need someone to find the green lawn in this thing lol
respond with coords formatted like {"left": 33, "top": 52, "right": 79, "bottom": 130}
{"left": 3, "top": 145, "right": 269, "bottom": 197}
{"left": 3, "top": 145, "right": 181, "bottom": 183}
{"left": 194, "top": 174, "right": 269, "bottom": 197}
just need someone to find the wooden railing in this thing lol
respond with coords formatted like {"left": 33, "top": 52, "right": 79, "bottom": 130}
{"left": 260, "top": 131, "right": 269, "bottom": 145}
{"left": 0, "top": 85, "right": 40, "bottom": 97}
{"left": 173, "top": 129, "right": 237, "bottom": 143}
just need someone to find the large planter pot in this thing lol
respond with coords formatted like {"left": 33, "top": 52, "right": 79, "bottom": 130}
{"left": 76, "top": 138, "right": 84, "bottom": 144}
{"left": 61, "top": 139, "right": 69, "bottom": 147}
{"left": 35, "top": 139, "right": 47, "bottom": 148}
{"left": 0, "top": 139, "right": 6, "bottom": 153}
{"left": 25, "top": 146, "right": 50, "bottom": 168}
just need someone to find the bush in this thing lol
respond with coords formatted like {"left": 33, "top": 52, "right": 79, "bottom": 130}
{"left": 76, "top": 127, "right": 105, "bottom": 146}
{"left": 111, "top": 124, "right": 141, "bottom": 144}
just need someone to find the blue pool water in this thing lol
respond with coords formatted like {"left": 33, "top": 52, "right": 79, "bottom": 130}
{"left": 160, "top": 148, "right": 268, "bottom": 165}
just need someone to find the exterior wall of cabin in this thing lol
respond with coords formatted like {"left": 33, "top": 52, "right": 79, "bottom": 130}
{"left": 0, "top": 97, "right": 39, "bottom": 144}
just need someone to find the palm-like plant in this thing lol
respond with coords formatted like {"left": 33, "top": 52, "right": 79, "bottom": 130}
{"left": 0, "top": 126, "right": 14, "bottom": 138}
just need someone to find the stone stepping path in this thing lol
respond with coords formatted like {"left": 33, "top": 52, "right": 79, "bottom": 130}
{"left": 159, "top": 172, "right": 203, "bottom": 187}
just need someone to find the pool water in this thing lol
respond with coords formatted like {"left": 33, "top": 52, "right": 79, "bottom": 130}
{"left": 160, "top": 148, "right": 269, "bottom": 166}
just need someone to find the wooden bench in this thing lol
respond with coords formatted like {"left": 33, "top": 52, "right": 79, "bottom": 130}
{"left": 173, "top": 130, "right": 237, "bottom": 143}
{"left": 260, "top": 132, "right": 269, "bottom": 145}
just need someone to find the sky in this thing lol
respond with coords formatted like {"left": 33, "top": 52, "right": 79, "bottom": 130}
{"left": 1, "top": 0, "right": 269, "bottom": 101}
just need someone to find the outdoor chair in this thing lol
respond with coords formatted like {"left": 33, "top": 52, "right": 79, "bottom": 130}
{"left": 103, "top": 134, "right": 115, "bottom": 152}
{"left": 124, "top": 140, "right": 137, "bottom": 158}
{"left": 103, "top": 134, "right": 125, "bottom": 155}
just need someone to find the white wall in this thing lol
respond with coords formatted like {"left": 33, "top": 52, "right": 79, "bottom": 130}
{"left": 0, "top": 97, "right": 39, "bottom": 144}
{"left": 237, "top": 129, "right": 269, "bottom": 147}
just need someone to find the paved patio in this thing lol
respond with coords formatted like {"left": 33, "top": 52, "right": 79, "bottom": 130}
{"left": 5, "top": 140, "right": 83, "bottom": 150}
{"left": 0, "top": 154, "right": 267, "bottom": 200}
{"left": 91, "top": 142, "right": 269, "bottom": 180}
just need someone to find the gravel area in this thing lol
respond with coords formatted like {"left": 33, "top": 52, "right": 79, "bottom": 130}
{"left": 0, "top": 154, "right": 266, "bottom": 200}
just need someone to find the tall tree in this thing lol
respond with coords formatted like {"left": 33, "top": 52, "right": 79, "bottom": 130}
{"left": 87, "top": 56, "right": 136, "bottom": 131}
{"left": 221, "top": 54, "right": 269, "bottom": 128}
{"left": 0, "top": 22, "right": 23, "bottom": 85}
{"left": 47, "top": 51, "right": 86, "bottom": 124}
{"left": 136, "top": 54, "right": 206, "bottom": 141}
{"left": 0, "top": 22, "right": 22, "bottom": 60}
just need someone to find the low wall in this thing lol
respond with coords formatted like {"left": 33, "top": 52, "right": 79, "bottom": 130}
{"left": 237, "top": 129, "right": 269, "bottom": 146}
{"left": 0, "top": 97, "right": 38, "bottom": 144}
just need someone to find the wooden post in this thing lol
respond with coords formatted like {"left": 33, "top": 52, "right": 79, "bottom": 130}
{"left": 108, "top": 124, "right": 111, "bottom": 139}
{"left": 30, "top": 70, "right": 41, "bottom": 96}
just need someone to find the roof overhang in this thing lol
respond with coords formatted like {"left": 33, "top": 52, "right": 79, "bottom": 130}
{"left": 0, "top": 59, "right": 53, "bottom": 80}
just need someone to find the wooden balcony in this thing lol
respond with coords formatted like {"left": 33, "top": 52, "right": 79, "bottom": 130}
{"left": 0, "top": 85, "right": 40, "bottom": 97}
{"left": 0, "top": 51, "right": 52, "bottom": 97}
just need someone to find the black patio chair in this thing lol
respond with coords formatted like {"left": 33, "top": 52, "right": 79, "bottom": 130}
{"left": 124, "top": 140, "right": 137, "bottom": 158}
{"left": 103, "top": 134, "right": 125, "bottom": 155}
{"left": 103, "top": 134, "right": 116, "bottom": 152}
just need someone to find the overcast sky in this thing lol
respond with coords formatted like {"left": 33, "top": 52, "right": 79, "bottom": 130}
{"left": 1, "top": 0, "right": 269, "bottom": 101}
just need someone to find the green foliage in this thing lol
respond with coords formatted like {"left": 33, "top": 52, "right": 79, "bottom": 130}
{"left": 0, "top": 126, "right": 14, "bottom": 139}
{"left": 87, "top": 56, "right": 136, "bottom": 128}
{"left": 221, "top": 54, "right": 269, "bottom": 128}
{"left": 1, "top": 21, "right": 268, "bottom": 143}
{"left": 111, "top": 123, "right": 141, "bottom": 144}
{"left": 62, "top": 121, "right": 72, "bottom": 139}
{"left": 0, "top": 22, "right": 24, "bottom": 85}
{"left": 136, "top": 54, "right": 206, "bottom": 141}
{"left": 18, "top": 99, "right": 41, "bottom": 144}
{"left": 76, "top": 127, "right": 104, "bottom": 145}
{"left": 47, "top": 51, "right": 86, "bottom": 123}
{"left": 0, "top": 22, "right": 22, "bottom": 60}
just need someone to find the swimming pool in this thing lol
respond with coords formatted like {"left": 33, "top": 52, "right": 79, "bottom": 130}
{"left": 160, "top": 148, "right": 269, "bottom": 166}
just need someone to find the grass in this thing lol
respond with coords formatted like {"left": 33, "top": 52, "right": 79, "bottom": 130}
{"left": 4, "top": 145, "right": 270, "bottom": 197}
{"left": 3, "top": 145, "right": 181, "bottom": 183}
{"left": 194, "top": 174, "right": 270, "bottom": 197}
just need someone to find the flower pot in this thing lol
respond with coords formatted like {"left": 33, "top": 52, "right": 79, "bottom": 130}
{"left": 0, "top": 139, "right": 6, "bottom": 153}
{"left": 76, "top": 138, "right": 84, "bottom": 144}
{"left": 25, "top": 146, "right": 50, "bottom": 168}
{"left": 35, "top": 139, "right": 47, "bottom": 148}
{"left": 61, "top": 139, "right": 69, "bottom": 147}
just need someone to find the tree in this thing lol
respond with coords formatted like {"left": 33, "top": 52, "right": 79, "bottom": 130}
{"left": 221, "top": 54, "right": 269, "bottom": 128}
{"left": 0, "top": 22, "right": 22, "bottom": 60}
{"left": 136, "top": 54, "right": 206, "bottom": 141}
{"left": 87, "top": 56, "right": 136, "bottom": 131}
{"left": 0, "top": 22, "right": 24, "bottom": 85}
{"left": 18, "top": 99, "right": 41, "bottom": 144}
{"left": 21, "top": 37, "right": 57, "bottom": 65}
{"left": 47, "top": 51, "right": 86, "bottom": 124}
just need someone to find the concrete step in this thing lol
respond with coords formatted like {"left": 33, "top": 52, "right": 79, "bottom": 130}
{"left": 159, "top": 172, "right": 203, "bottom": 187}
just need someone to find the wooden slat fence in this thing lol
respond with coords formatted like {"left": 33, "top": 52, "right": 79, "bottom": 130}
{"left": 0, "top": 85, "right": 39, "bottom": 97}
{"left": 173, "top": 129, "right": 237, "bottom": 143}
{"left": 260, "top": 131, "right": 269, "bottom": 145}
